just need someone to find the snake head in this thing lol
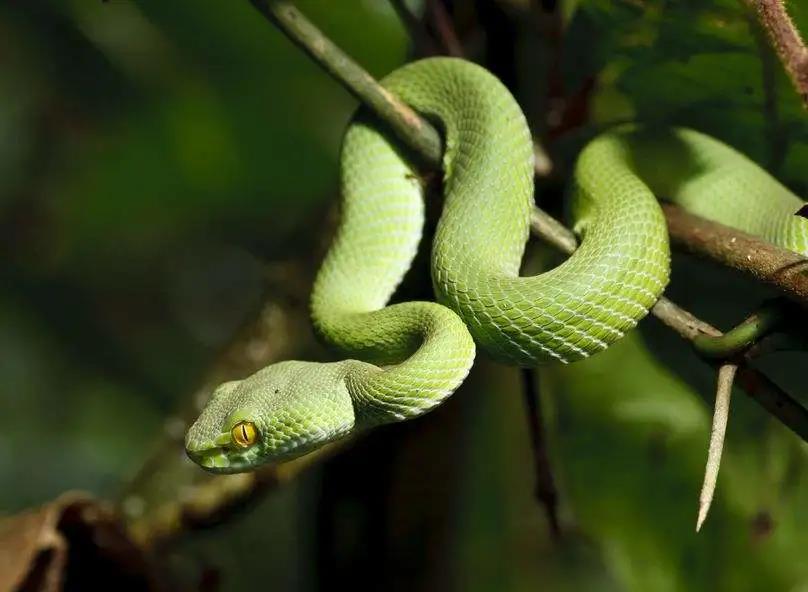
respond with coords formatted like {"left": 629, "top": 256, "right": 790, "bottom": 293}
{"left": 185, "top": 360, "right": 356, "bottom": 473}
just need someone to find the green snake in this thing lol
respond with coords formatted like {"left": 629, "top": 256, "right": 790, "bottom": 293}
{"left": 185, "top": 58, "right": 808, "bottom": 473}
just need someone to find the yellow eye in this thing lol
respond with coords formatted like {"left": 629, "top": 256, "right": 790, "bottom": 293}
{"left": 231, "top": 421, "right": 258, "bottom": 448}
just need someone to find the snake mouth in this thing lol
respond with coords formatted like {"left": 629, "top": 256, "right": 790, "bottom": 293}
{"left": 185, "top": 432, "right": 241, "bottom": 473}
{"left": 187, "top": 445, "right": 231, "bottom": 471}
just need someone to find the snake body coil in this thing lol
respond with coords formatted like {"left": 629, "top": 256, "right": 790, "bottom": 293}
{"left": 186, "top": 58, "right": 808, "bottom": 472}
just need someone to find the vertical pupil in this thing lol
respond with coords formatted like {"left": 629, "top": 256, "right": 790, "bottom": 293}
{"left": 241, "top": 424, "right": 249, "bottom": 442}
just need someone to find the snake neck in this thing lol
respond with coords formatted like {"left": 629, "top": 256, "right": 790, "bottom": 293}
{"left": 314, "top": 302, "right": 476, "bottom": 426}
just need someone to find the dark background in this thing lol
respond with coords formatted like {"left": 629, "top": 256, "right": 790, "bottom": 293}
{"left": 2, "top": 0, "right": 808, "bottom": 590}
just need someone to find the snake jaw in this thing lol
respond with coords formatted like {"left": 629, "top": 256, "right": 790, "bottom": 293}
{"left": 185, "top": 431, "right": 251, "bottom": 473}
{"left": 185, "top": 434, "right": 231, "bottom": 471}
{"left": 197, "top": 448, "right": 230, "bottom": 470}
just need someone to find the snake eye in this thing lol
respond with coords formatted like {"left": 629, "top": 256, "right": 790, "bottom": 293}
{"left": 231, "top": 421, "right": 259, "bottom": 448}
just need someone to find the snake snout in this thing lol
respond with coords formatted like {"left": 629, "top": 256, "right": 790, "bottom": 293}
{"left": 187, "top": 445, "right": 230, "bottom": 470}
{"left": 185, "top": 436, "right": 258, "bottom": 474}
{"left": 184, "top": 429, "right": 231, "bottom": 470}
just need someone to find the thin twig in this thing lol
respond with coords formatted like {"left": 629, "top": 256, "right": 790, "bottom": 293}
{"left": 747, "top": 0, "right": 808, "bottom": 107}
{"left": 426, "top": 0, "right": 464, "bottom": 57}
{"left": 653, "top": 301, "right": 808, "bottom": 443}
{"left": 250, "top": 0, "right": 443, "bottom": 167}
{"left": 520, "top": 368, "right": 562, "bottom": 540}
{"left": 389, "top": 0, "right": 438, "bottom": 55}
{"left": 748, "top": 6, "right": 788, "bottom": 173}
{"left": 696, "top": 298, "right": 807, "bottom": 531}
{"left": 736, "top": 367, "right": 808, "bottom": 440}
{"left": 529, "top": 208, "right": 577, "bottom": 255}
{"left": 696, "top": 363, "right": 738, "bottom": 532}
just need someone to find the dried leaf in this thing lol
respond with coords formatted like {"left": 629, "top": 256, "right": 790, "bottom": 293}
{"left": 0, "top": 492, "right": 160, "bottom": 591}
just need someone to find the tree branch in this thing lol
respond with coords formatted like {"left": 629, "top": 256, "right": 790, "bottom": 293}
{"left": 118, "top": 266, "right": 336, "bottom": 548}
{"left": 746, "top": 0, "right": 808, "bottom": 107}
{"left": 425, "top": 0, "right": 464, "bottom": 57}
{"left": 520, "top": 368, "right": 562, "bottom": 540}
{"left": 663, "top": 204, "right": 808, "bottom": 304}
{"left": 388, "top": 0, "right": 439, "bottom": 56}
{"left": 250, "top": 0, "right": 443, "bottom": 167}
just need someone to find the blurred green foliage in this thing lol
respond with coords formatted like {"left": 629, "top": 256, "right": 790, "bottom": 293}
{"left": 1, "top": 0, "right": 407, "bottom": 504}
{"left": 1, "top": 1, "right": 807, "bottom": 591}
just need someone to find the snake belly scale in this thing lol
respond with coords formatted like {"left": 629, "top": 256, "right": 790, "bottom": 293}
{"left": 186, "top": 58, "right": 808, "bottom": 472}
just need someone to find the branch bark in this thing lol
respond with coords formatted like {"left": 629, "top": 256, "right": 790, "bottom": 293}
{"left": 520, "top": 368, "right": 561, "bottom": 540}
{"left": 118, "top": 265, "right": 335, "bottom": 549}
{"left": 747, "top": 0, "right": 808, "bottom": 107}
{"left": 664, "top": 204, "right": 808, "bottom": 304}
{"left": 250, "top": 0, "right": 443, "bottom": 167}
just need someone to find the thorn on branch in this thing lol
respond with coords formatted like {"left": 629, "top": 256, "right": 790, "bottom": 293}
{"left": 696, "top": 363, "right": 738, "bottom": 532}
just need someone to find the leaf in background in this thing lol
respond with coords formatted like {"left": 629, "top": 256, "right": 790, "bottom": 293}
{"left": 569, "top": 0, "right": 808, "bottom": 188}
{"left": 547, "top": 332, "right": 807, "bottom": 591}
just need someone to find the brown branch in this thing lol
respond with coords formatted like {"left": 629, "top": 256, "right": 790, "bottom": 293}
{"left": 663, "top": 204, "right": 808, "bottom": 304}
{"left": 426, "top": 0, "right": 464, "bottom": 57}
{"left": 118, "top": 265, "right": 331, "bottom": 549}
{"left": 250, "top": 0, "right": 443, "bottom": 168}
{"left": 747, "top": 0, "right": 808, "bottom": 107}
{"left": 520, "top": 368, "right": 562, "bottom": 540}
{"left": 388, "top": 0, "right": 439, "bottom": 56}
{"left": 748, "top": 7, "right": 788, "bottom": 172}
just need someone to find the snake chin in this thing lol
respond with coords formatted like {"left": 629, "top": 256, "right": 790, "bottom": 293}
{"left": 185, "top": 443, "right": 261, "bottom": 475}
